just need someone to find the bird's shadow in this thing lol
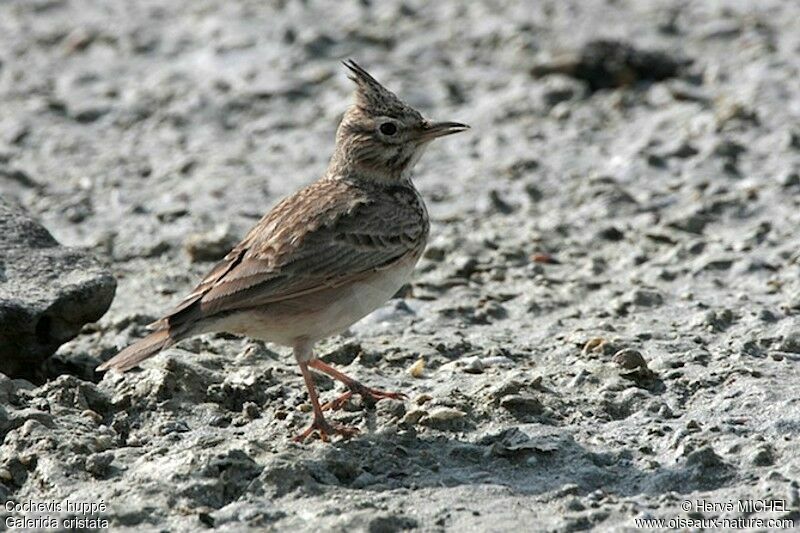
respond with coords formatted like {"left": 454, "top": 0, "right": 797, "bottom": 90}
{"left": 248, "top": 418, "right": 738, "bottom": 505}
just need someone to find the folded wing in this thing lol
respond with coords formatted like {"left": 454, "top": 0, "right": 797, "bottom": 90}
{"left": 159, "top": 179, "right": 428, "bottom": 330}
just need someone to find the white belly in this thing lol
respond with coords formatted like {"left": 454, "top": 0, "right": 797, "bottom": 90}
{"left": 212, "top": 254, "right": 419, "bottom": 348}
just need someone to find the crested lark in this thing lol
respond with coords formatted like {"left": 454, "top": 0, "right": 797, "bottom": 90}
{"left": 97, "top": 60, "right": 468, "bottom": 441}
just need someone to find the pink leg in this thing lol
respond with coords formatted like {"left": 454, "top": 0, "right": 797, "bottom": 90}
{"left": 293, "top": 345, "right": 358, "bottom": 442}
{"left": 308, "top": 359, "right": 407, "bottom": 411}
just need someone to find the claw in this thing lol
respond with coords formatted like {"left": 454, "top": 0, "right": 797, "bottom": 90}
{"left": 321, "top": 391, "right": 354, "bottom": 411}
{"left": 322, "top": 385, "right": 407, "bottom": 411}
{"left": 293, "top": 415, "right": 359, "bottom": 443}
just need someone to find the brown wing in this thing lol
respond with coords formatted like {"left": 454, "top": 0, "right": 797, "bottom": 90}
{"left": 158, "top": 179, "right": 427, "bottom": 329}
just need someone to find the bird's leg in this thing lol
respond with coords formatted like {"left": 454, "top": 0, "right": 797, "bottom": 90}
{"left": 293, "top": 346, "right": 358, "bottom": 442}
{"left": 309, "top": 359, "right": 407, "bottom": 411}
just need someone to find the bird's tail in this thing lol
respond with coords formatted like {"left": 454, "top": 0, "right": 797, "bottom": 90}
{"left": 97, "top": 329, "right": 175, "bottom": 372}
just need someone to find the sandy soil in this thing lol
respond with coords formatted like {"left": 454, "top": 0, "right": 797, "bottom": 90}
{"left": 1, "top": 0, "right": 800, "bottom": 530}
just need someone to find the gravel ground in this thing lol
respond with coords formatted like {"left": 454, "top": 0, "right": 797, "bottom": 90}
{"left": 2, "top": 0, "right": 800, "bottom": 531}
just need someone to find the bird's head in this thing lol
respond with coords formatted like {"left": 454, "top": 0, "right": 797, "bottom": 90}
{"left": 329, "top": 60, "right": 468, "bottom": 182}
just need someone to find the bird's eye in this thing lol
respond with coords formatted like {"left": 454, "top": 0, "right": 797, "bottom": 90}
{"left": 379, "top": 122, "right": 397, "bottom": 136}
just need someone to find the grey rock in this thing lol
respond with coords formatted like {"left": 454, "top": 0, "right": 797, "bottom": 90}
{"left": 500, "top": 394, "right": 544, "bottom": 416}
{"left": 85, "top": 451, "right": 114, "bottom": 477}
{"left": 531, "top": 39, "right": 688, "bottom": 92}
{"left": 612, "top": 349, "right": 648, "bottom": 370}
{"left": 184, "top": 224, "right": 239, "bottom": 263}
{"left": 0, "top": 200, "right": 115, "bottom": 379}
{"left": 779, "top": 332, "right": 800, "bottom": 354}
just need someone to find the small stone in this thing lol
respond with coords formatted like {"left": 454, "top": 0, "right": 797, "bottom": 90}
{"left": 715, "top": 98, "right": 759, "bottom": 129}
{"left": 420, "top": 407, "right": 466, "bottom": 429}
{"left": 540, "top": 75, "right": 586, "bottom": 107}
{"left": 685, "top": 446, "right": 725, "bottom": 468}
{"left": 241, "top": 402, "right": 260, "bottom": 420}
{"left": 597, "top": 226, "right": 625, "bottom": 241}
{"left": 499, "top": 395, "right": 543, "bottom": 415}
{"left": 423, "top": 246, "right": 446, "bottom": 261}
{"left": 699, "top": 20, "right": 742, "bottom": 40}
{"left": 666, "top": 212, "right": 710, "bottom": 234}
{"left": 612, "top": 349, "right": 648, "bottom": 370}
{"left": 704, "top": 308, "right": 735, "bottom": 331}
{"left": 64, "top": 26, "right": 97, "bottom": 52}
{"left": 81, "top": 409, "right": 103, "bottom": 423}
{"left": 401, "top": 409, "right": 426, "bottom": 425}
{"left": 323, "top": 342, "right": 362, "bottom": 365}
{"left": 781, "top": 172, "right": 800, "bottom": 188}
{"left": 630, "top": 289, "right": 663, "bottom": 307}
{"left": 697, "top": 257, "right": 735, "bottom": 272}
{"left": 85, "top": 451, "right": 113, "bottom": 477}
{"left": 712, "top": 139, "right": 746, "bottom": 159}
{"left": 70, "top": 102, "right": 111, "bottom": 123}
{"left": 184, "top": 225, "right": 239, "bottom": 262}
{"left": 779, "top": 332, "right": 800, "bottom": 354}
{"left": 569, "top": 369, "right": 590, "bottom": 387}
{"left": 583, "top": 338, "right": 606, "bottom": 354}
{"left": 564, "top": 498, "right": 586, "bottom": 512}
{"left": 376, "top": 398, "right": 406, "bottom": 420}
{"left": 462, "top": 356, "right": 484, "bottom": 374}
{"left": 524, "top": 183, "right": 543, "bottom": 202}
{"left": 488, "top": 190, "right": 515, "bottom": 214}
{"left": 409, "top": 357, "right": 425, "bottom": 378}
{"left": 481, "top": 355, "right": 514, "bottom": 367}
{"left": 750, "top": 446, "right": 775, "bottom": 467}
{"left": 662, "top": 141, "right": 699, "bottom": 159}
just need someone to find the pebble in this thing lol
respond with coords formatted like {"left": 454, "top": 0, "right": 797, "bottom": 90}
{"left": 612, "top": 349, "right": 648, "bottom": 370}
{"left": 420, "top": 407, "right": 466, "bottom": 429}
{"left": 85, "top": 451, "right": 114, "bottom": 477}
{"left": 401, "top": 409, "right": 426, "bottom": 425}
{"left": 462, "top": 356, "right": 484, "bottom": 374}
{"left": 499, "top": 395, "right": 544, "bottom": 415}
{"left": 184, "top": 225, "right": 239, "bottom": 262}
{"left": 409, "top": 357, "right": 425, "bottom": 378}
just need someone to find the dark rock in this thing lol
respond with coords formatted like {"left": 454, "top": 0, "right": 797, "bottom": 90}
{"left": 321, "top": 342, "right": 363, "bottom": 366}
{"left": 540, "top": 75, "right": 587, "bottom": 107}
{"left": 780, "top": 332, "right": 800, "bottom": 354}
{"left": 782, "top": 171, "right": 800, "bottom": 188}
{"left": 85, "top": 451, "right": 114, "bottom": 477}
{"left": 712, "top": 139, "right": 746, "bottom": 160}
{"left": 482, "top": 425, "right": 567, "bottom": 457}
{"left": 506, "top": 159, "right": 540, "bottom": 180}
{"left": 749, "top": 445, "right": 775, "bottom": 467}
{"left": 532, "top": 39, "right": 689, "bottom": 92}
{"left": 488, "top": 189, "right": 515, "bottom": 214}
{"left": 659, "top": 140, "right": 699, "bottom": 159}
{"left": 500, "top": 394, "right": 544, "bottom": 416}
{"left": 0, "top": 199, "right": 116, "bottom": 379}
{"left": 598, "top": 226, "right": 625, "bottom": 241}
{"left": 667, "top": 212, "right": 710, "bottom": 234}
{"left": 612, "top": 349, "right": 648, "bottom": 370}
{"left": 704, "top": 308, "right": 735, "bottom": 331}
{"left": 368, "top": 515, "right": 419, "bottom": 533}
{"left": 630, "top": 289, "right": 663, "bottom": 307}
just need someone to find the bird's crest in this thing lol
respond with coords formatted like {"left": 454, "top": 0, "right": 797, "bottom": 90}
{"left": 343, "top": 59, "right": 416, "bottom": 118}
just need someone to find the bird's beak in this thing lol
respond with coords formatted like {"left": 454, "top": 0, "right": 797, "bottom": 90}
{"left": 416, "top": 121, "right": 470, "bottom": 142}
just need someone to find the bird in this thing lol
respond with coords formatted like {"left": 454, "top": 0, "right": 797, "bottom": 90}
{"left": 97, "top": 60, "right": 469, "bottom": 442}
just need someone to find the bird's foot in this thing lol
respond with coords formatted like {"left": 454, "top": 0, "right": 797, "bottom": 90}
{"left": 293, "top": 415, "right": 359, "bottom": 443}
{"left": 322, "top": 383, "right": 407, "bottom": 411}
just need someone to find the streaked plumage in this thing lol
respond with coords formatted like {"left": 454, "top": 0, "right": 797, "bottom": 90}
{"left": 98, "top": 60, "right": 468, "bottom": 441}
